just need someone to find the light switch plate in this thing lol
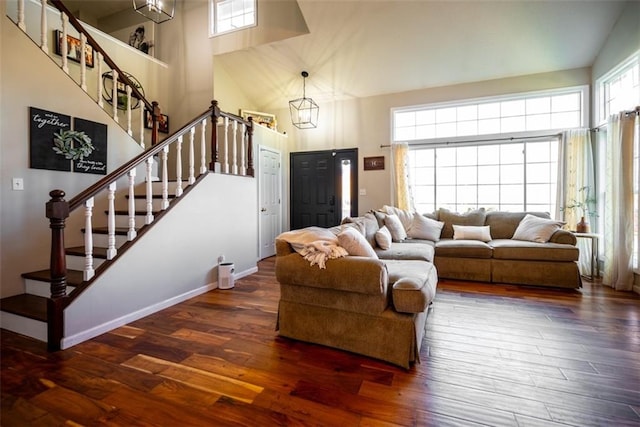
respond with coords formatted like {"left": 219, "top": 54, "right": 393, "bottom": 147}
{"left": 359, "top": 188, "right": 366, "bottom": 196}
{"left": 12, "top": 178, "right": 24, "bottom": 191}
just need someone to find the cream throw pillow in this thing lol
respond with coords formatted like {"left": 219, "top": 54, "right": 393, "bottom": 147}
{"left": 375, "top": 226, "right": 392, "bottom": 249}
{"left": 512, "top": 214, "right": 563, "bottom": 243}
{"left": 382, "top": 205, "right": 414, "bottom": 232}
{"left": 338, "top": 227, "right": 378, "bottom": 258}
{"left": 407, "top": 213, "right": 444, "bottom": 241}
{"left": 452, "top": 225, "right": 492, "bottom": 242}
{"left": 384, "top": 214, "right": 407, "bottom": 242}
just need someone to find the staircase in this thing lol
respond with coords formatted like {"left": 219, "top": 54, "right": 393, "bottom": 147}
{"left": 1, "top": 0, "right": 256, "bottom": 350}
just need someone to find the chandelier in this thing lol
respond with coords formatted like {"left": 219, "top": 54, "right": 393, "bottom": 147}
{"left": 133, "top": 0, "right": 175, "bottom": 24}
{"left": 289, "top": 71, "right": 319, "bottom": 129}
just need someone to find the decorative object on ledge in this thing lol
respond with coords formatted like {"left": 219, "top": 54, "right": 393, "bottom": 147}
{"left": 133, "top": 0, "right": 175, "bottom": 24}
{"left": 289, "top": 71, "right": 319, "bottom": 129}
{"left": 364, "top": 156, "right": 385, "bottom": 171}
{"left": 240, "top": 109, "right": 277, "bottom": 130}
{"left": 102, "top": 71, "right": 144, "bottom": 110}
{"left": 53, "top": 30, "right": 94, "bottom": 67}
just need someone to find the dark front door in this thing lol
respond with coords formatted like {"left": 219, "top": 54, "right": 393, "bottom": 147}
{"left": 290, "top": 149, "right": 357, "bottom": 230}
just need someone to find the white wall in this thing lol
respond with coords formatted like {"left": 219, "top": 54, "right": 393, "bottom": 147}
{"left": 0, "top": 18, "right": 145, "bottom": 298}
{"left": 63, "top": 173, "right": 258, "bottom": 346}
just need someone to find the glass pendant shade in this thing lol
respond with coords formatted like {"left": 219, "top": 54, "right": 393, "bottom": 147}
{"left": 133, "top": 0, "right": 175, "bottom": 24}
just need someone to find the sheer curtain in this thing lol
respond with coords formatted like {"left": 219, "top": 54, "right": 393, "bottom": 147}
{"left": 556, "top": 129, "right": 594, "bottom": 275}
{"left": 391, "top": 142, "right": 413, "bottom": 210}
{"left": 602, "top": 112, "right": 636, "bottom": 290}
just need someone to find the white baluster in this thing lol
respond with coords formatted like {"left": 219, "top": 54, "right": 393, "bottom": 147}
{"left": 232, "top": 120, "right": 238, "bottom": 175}
{"left": 106, "top": 182, "right": 117, "bottom": 260}
{"left": 223, "top": 116, "right": 229, "bottom": 174}
{"left": 17, "top": 0, "right": 26, "bottom": 31}
{"left": 139, "top": 107, "right": 145, "bottom": 149}
{"left": 200, "top": 118, "right": 207, "bottom": 174}
{"left": 175, "top": 136, "right": 183, "bottom": 197}
{"left": 240, "top": 123, "right": 246, "bottom": 175}
{"left": 80, "top": 34, "right": 87, "bottom": 91}
{"left": 161, "top": 146, "right": 170, "bottom": 209}
{"left": 126, "top": 85, "right": 133, "bottom": 136}
{"left": 127, "top": 169, "right": 137, "bottom": 240}
{"left": 112, "top": 70, "right": 119, "bottom": 123}
{"left": 97, "top": 53, "right": 104, "bottom": 108}
{"left": 61, "top": 14, "right": 69, "bottom": 74}
{"left": 83, "top": 197, "right": 95, "bottom": 281}
{"left": 145, "top": 157, "right": 154, "bottom": 224}
{"left": 188, "top": 127, "right": 195, "bottom": 184}
{"left": 40, "top": 0, "right": 47, "bottom": 51}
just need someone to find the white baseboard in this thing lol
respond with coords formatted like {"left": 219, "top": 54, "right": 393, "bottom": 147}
{"left": 61, "top": 282, "right": 217, "bottom": 349}
{"left": 60, "top": 265, "right": 259, "bottom": 349}
{"left": 1, "top": 311, "right": 47, "bottom": 342}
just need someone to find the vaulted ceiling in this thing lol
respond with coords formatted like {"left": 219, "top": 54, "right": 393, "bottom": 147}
{"left": 63, "top": 0, "right": 629, "bottom": 111}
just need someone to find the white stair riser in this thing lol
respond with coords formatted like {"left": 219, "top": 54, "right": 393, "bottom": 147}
{"left": 0, "top": 311, "right": 47, "bottom": 342}
{"left": 65, "top": 255, "right": 107, "bottom": 272}
{"left": 150, "top": 181, "right": 184, "bottom": 193}
{"left": 91, "top": 233, "right": 129, "bottom": 248}
{"left": 112, "top": 214, "right": 149, "bottom": 229}
{"left": 131, "top": 197, "right": 172, "bottom": 211}
{"left": 25, "top": 279, "right": 75, "bottom": 298}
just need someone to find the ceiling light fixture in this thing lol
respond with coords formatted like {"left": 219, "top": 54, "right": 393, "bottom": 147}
{"left": 133, "top": 0, "right": 175, "bottom": 24}
{"left": 289, "top": 71, "right": 319, "bottom": 129}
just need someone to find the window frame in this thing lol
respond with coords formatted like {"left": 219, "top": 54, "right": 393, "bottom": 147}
{"left": 209, "top": 0, "right": 257, "bottom": 38}
{"left": 595, "top": 50, "right": 640, "bottom": 127}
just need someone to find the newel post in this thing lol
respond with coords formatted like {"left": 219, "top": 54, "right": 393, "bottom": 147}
{"left": 46, "top": 189, "right": 69, "bottom": 351}
{"left": 246, "top": 117, "right": 255, "bottom": 177}
{"left": 210, "top": 100, "right": 221, "bottom": 172}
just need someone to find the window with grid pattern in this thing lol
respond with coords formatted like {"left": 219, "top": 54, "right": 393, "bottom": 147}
{"left": 210, "top": 0, "right": 256, "bottom": 36}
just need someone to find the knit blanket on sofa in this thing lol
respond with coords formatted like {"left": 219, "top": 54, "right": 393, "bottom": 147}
{"left": 277, "top": 227, "right": 348, "bottom": 269}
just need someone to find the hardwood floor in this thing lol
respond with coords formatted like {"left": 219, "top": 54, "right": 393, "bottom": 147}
{"left": 2, "top": 258, "right": 640, "bottom": 426}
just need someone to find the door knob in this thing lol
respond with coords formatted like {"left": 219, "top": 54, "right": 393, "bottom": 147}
{"left": 261, "top": 207, "right": 267, "bottom": 212}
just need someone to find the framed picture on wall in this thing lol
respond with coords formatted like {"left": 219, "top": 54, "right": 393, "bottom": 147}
{"left": 54, "top": 30, "right": 94, "bottom": 68}
{"left": 144, "top": 110, "right": 169, "bottom": 134}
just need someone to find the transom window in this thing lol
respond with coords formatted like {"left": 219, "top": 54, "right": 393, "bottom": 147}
{"left": 210, "top": 0, "right": 256, "bottom": 36}
{"left": 393, "top": 87, "right": 586, "bottom": 143}
{"left": 596, "top": 51, "right": 640, "bottom": 125}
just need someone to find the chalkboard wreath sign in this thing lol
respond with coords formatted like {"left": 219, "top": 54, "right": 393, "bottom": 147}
{"left": 52, "top": 129, "right": 95, "bottom": 161}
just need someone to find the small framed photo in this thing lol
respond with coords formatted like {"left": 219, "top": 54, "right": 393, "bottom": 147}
{"left": 54, "top": 30, "right": 94, "bottom": 68}
{"left": 240, "top": 109, "right": 277, "bottom": 130}
{"left": 364, "top": 156, "right": 385, "bottom": 171}
{"left": 144, "top": 110, "right": 169, "bottom": 134}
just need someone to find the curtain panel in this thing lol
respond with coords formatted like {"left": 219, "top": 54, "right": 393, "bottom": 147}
{"left": 391, "top": 142, "right": 413, "bottom": 211}
{"left": 602, "top": 112, "right": 636, "bottom": 291}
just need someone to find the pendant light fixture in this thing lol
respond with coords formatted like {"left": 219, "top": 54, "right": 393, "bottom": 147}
{"left": 289, "top": 71, "right": 319, "bottom": 129}
{"left": 133, "top": 0, "right": 175, "bottom": 24}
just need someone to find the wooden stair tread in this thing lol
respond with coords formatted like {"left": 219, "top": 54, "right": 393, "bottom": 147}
{"left": 127, "top": 194, "right": 177, "bottom": 199}
{"left": 66, "top": 246, "right": 109, "bottom": 258}
{"left": 0, "top": 294, "right": 47, "bottom": 321}
{"left": 82, "top": 227, "right": 133, "bottom": 235}
{"left": 110, "top": 210, "right": 160, "bottom": 216}
{"left": 21, "top": 269, "right": 84, "bottom": 285}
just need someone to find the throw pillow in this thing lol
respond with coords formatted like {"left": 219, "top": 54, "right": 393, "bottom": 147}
{"left": 337, "top": 227, "right": 378, "bottom": 258}
{"left": 512, "top": 214, "right": 564, "bottom": 243}
{"left": 382, "top": 205, "right": 414, "bottom": 232}
{"left": 384, "top": 214, "right": 407, "bottom": 242}
{"left": 452, "top": 225, "right": 492, "bottom": 242}
{"left": 438, "top": 208, "right": 487, "bottom": 239}
{"left": 375, "top": 226, "right": 392, "bottom": 249}
{"left": 407, "top": 213, "right": 445, "bottom": 241}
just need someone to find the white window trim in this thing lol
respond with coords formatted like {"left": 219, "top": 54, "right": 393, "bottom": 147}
{"left": 595, "top": 50, "right": 640, "bottom": 127}
{"left": 390, "top": 85, "right": 589, "bottom": 145}
{"left": 209, "top": 0, "right": 257, "bottom": 38}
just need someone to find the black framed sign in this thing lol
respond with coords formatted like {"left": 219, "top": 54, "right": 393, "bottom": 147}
{"left": 29, "top": 107, "right": 72, "bottom": 172}
{"left": 73, "top": 118, "right": 107, "bottom": 175}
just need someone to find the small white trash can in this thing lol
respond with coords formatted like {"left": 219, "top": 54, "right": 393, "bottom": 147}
{"left": 218, "top": 262, "right": 235, "bottom": 289}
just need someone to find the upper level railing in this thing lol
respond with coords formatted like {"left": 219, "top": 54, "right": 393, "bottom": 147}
{"left": 9, "top": 0, "right": 162, "bottom": 147}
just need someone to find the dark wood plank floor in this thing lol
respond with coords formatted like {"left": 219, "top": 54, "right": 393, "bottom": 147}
{"left": 2, "top": 258, "right": 640, "bottom": 426}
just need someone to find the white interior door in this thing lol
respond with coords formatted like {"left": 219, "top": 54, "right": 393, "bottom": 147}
{"left": 259, "top": 146, "right": 282, "bottom": 259}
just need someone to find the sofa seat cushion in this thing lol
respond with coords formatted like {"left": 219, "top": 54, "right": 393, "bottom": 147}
{"left": 435, "top": 239, "right": 493, "bottom": 259}
{"left": 490, "top": 239, "right": 579, "bottom": 262}
{"left": 375, "top": 242, "right": 434, "bottom": 262}
{"left": 391, "top": 263, "right": 438, "bottom": 314}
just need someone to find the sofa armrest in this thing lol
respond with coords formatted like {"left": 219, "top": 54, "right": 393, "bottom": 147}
{"left": 549, "top": 229, "right": 577, "bottom": 245}
{"left": 275, "top": 252, "right": 388, "bottom": 295}
{"left": 391, "top": 263, "right": 437, "bottom": 314}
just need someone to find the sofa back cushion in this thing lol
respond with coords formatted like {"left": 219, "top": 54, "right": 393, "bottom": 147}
{"left": 485, "top": 211, "right": 550, "bottom": 239}
{"left": 438, "top": 208, "right": 486, "bottom": 239}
